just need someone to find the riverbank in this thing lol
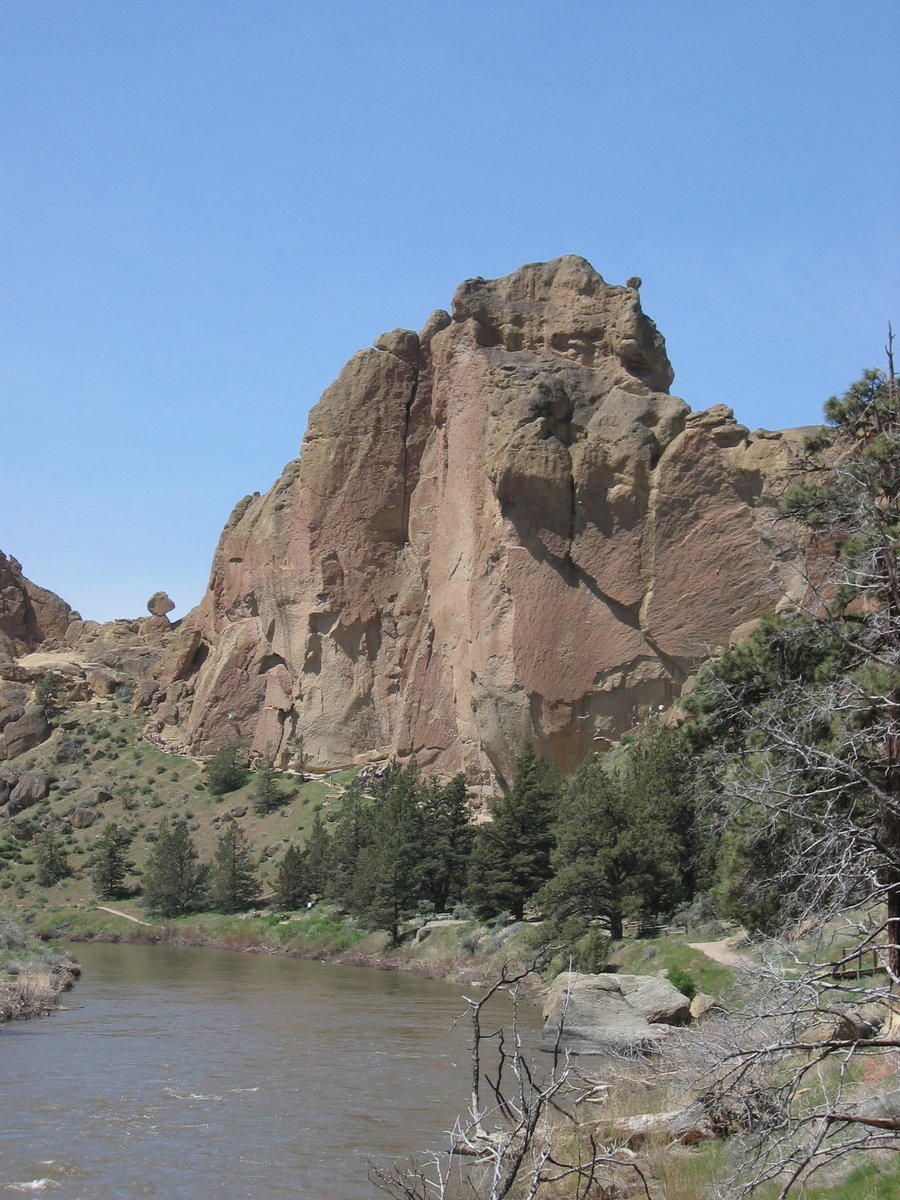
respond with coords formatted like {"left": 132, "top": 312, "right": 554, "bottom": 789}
{"left": 28, "top": 903, "right": 548, "bottom": 995}
{"left": 0, "top": 912, "right": 80, "bottom": 1025}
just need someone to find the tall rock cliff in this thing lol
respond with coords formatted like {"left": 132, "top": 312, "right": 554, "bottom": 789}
{"left": 158, "top": 257, "right": 804, "bottom": 784}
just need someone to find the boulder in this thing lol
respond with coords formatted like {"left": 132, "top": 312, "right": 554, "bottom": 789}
{"left": 690, "top": 992, "right": 717, "bottom": 1021}
{"left": 53, "top": 740, "right": 79, "bottom": 764}
{"left": 541, "top": 972, "right": 670, "bottom": 1055}
{"left": 147, "top": 591, "right": 175, "bottom": 618}
{"left": 617, "top": 975, "right": 692, "bottom": 1025}
{"left": 156, "top": 625, "right": 202, "bottom": 687}
{"left": 85, "top": 667, "right": 126, "bottom": 698}
{"left": 70, "top": 805, "right": 98, "bottom": 829}
{"left": 3, "top": 704, "right": 51, "bottom": 759}
{"left": 8, "top": 770, "right": 51, "bottom": 813}
{"left": 83, "top": 786, "right": 112, "bottom": 806}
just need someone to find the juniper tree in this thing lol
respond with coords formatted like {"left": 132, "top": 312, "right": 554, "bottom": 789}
{"left": 252, "top": 745, "right": 281, "bottom": 815}
{"left": 142, "top": 818, "right": 207, "bottom": 917}
{"left": 206, "top": 743, "right": 247, "bottom": 796}
{"left": 209, "top": 818, "right": 258, "bottom": 913}
{"left": 274, "top": 843, "right": 310, "bottom": 910}
{"left": 33, "top": 824, "right": 71, "bottom": 887}
{"left": 89, "top": 822, "right": 129, "bottom": 899}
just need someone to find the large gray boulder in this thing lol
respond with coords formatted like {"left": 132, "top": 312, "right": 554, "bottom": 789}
{"left": 541, "top": 971, "right": 690, "bottom": 1055}
{"left": 2, "top": 704, "right": 51, "bottom": 759}
{"left": 7, "top": 770, "right": 51, "bottom": 814}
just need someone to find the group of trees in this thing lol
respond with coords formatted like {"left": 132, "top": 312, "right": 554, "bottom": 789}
{"left": 271, "top": 764, "right": 474, "bottom": 945}
{"left": 268, "top": 734, "right": 706, "bottom": 958}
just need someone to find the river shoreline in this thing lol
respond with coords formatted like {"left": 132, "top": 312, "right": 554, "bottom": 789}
{"left": 35, "top": 905, "right": 547, "bottom": 1000}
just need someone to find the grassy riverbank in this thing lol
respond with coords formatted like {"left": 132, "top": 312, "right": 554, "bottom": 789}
{"left": 26, "top": 901, "right": 565, "bottom": 992}
{"left": 0, "top": 912, "right": 80, "bottom": 1024}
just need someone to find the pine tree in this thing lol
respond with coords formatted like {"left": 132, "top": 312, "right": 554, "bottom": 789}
{"left": 538, "top": 755, "right": 634, "bottom": 941}
{"left": 303, "top": 809, "right": 331, "bottom": 896}
{"left": 326, "top": 781, "right": 374, "bottom": 909}
{"left": 206, "top": 743, "right": 248, "bottom": 796}
{"left": 34, "top": 824, "right": 71, "bottom": 886}
{"left": 274, "top": 844, "right": 310, "bottom": 910}
{"left": 419, "top": 774, "right": 473, "bottom": 913}
{"left": 142, "top": 818, "right": 207, "bottom": 917}
{"left": 89, "top": 822, "right": 129, "bottom": 899}
{"left": 366, "top": 761, "right": 426, "bottom": 946}
{"left": 253, "top": 746, "right": 281, "bottom": 815}
{"left": 209, "top": 818, "right": 259, "bottom": 913}
{"left": 466, "top": 744, "right": 559, "bottom": 921}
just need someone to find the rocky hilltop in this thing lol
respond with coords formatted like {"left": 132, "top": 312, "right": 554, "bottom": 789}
{"left": 141, "top": 256, "right": 805, "bottom": 784}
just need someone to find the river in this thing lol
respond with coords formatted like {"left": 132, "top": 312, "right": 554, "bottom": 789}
{"left": 0, "top": 942, "right": 537, "bottom": 1199}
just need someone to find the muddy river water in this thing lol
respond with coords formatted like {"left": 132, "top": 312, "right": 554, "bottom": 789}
{"left": 1, "top": 941, "right": 537, "bottom": 1199}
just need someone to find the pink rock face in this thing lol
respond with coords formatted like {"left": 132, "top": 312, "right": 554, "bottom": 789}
{"left": 172, "top": 257, "right": 803, "bottom": 783}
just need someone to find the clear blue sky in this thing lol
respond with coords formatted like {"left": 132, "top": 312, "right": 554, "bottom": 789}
{"left": 3, "top": 1, "right": 898, "bottom": 622}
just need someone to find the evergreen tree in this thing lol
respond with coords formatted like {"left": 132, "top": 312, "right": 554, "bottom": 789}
{"left": 538, "top": 755, "right": 635, "bottom": 941}
{"left": 466, "top": 744, "right": 559, "bottom": 921}
{"left": 89, "top": 822, "right": 129, "bottom": 899}
{"left": 274, "top": 843, "right": 310, "bottom": 910}
{"left": 142, "top": 818, "right": 207, "bottom": 917}
{"left": 326, "top": 781, "right": 374, "bottom": 910}
{"left": 34, "top": 824, "right": 71, "bottom": 886}
{"left": 206, "top": 743, "right": 248, "bottom": 796}
{"left": 209, "top": 818, "right": 259, "bottom": 913}
{"left": 253, "top": 745, "right": 281, "bottom": 814}
{"left": 620, "top": 724, "right": 702, "bottom": 919}
{"left": 419, "top": 774, "right": 473, "bottom": 912}
{"left": 303, "top": 808, "right": 331, "bottom": 896}
{"left": 34, "top": 672, "right": 65, "bottom": 720}
{"left": 366, "top": 760, "right": 426, "bottom": 946}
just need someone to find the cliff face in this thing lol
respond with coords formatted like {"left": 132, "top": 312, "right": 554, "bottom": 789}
{"left": 161, "top": 257, "right": 803, "bottom": 783}
{"left": 0, "top": 552, "right": 76, "bottom": 658}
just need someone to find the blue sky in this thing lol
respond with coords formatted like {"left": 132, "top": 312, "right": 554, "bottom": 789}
{"left": 2, "top": 1, "right": 898, "bottom": 622}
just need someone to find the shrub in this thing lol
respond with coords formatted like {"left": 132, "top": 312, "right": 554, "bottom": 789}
{"left": 207, "top": 745, "right": 248, "bottom": 796}
{"left": 668, "top": 965, "right": 697, "bottom": 1000}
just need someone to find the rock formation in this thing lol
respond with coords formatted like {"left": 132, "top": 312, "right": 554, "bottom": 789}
{"left": 153, "top": 256, "right": 805, "bottom": 783}
{"left": 0, "top": 552, "right": 76, "bottom": 658}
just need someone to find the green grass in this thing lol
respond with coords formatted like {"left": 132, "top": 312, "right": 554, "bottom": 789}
{"left": 610, "top": 934, "right": 734, "bottom": 998}
{"left": 1, "top": 699, "right": 361, "bottom": 919}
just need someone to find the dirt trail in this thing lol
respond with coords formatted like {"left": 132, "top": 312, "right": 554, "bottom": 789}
{"left": 688, "top": 938, "right": 754, "bottom": 969}
{"left": 96, "top": 906, "right": 154, "bottom": 927}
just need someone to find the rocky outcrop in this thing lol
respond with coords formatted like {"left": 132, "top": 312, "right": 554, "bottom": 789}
{"left": 2, "top": 705, "right": 51, "bottom": 760}
{"left": 147, "top": 257, "right": 805, "bottom": 781}
{"left": 0, "top": 553, "right": 76, "bottom": 657}
{"left": 541, "top": 970, "right": 691, "bottom": 1055}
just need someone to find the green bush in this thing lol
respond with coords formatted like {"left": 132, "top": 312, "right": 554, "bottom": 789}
{"left": 667, "top": 965, "right": 697, "bottom": 999}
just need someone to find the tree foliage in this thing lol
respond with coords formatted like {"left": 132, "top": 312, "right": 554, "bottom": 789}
{"left": 89, "top": 822, "right": 129, "bottom": 899}
{"left": 142, "top": 818, "right": 207, "bottom": 917}
{"left": 274, "top": 843, "right": 310, "bottom": 911}
{"left": 206, "top": 743, "right": 248, "bottom": 796}
{"left": 33, "top": 824, "right": 70, "bottom": 886}
{"left": 689, "top": 353, "right": 900, "bottom": 974}
{"left": 466, "top": 744, "right": 559, "bottom": 921}
{"left": 208, "top": 818, "right": 258, "bottom": 913}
